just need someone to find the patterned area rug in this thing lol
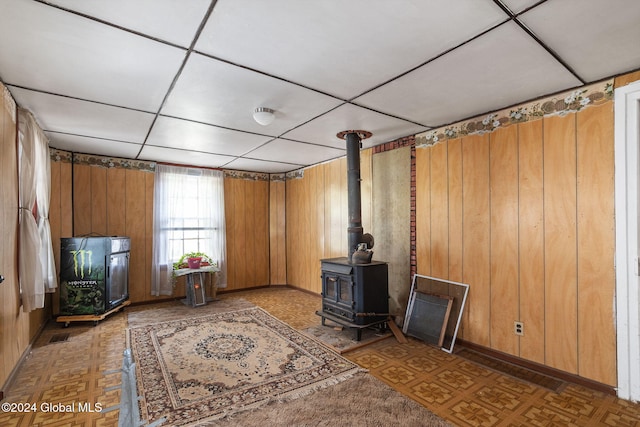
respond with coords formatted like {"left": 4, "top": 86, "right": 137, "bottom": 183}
{"left": 129, "top": 307, "right": 363, "bottom": 426}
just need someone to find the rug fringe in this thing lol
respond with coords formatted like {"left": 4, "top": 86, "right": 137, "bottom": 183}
{"left": 184, "top": 368, "right": 367, "bottom": 426}
{"left": 273, "top": 367, "right": 367, "bottom": 402}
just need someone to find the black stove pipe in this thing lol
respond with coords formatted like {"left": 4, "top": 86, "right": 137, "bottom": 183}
{"left": 345, "top": 132, "right": 364, "bottom": 263}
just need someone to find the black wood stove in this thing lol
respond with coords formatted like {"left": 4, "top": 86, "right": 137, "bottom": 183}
{"left": 317, "top": 131, "right": 389, "bottom": 340}
{"left": 319, "top": 257, "right": 388, "bottom": 339}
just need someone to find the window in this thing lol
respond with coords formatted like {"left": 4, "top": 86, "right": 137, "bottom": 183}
{"left": 166, "top": 171, "right": 218, "bottom": 262}
{"left": 152, "top": 165, "right": 226, "bottom": 295}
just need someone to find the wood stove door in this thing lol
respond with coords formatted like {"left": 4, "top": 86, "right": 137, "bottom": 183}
{"left": 322, "top": 273, "right": 355, "bottom": 319}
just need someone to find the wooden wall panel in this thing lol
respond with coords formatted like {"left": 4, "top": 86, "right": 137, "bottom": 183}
{"left": 60, "top": 162, "right": 73, "bottom": 238}
{"left": 544, "top": 113, "right": 578, "bottom": 374}
{"left": 448, "top": 139, "right": 463, "bottom": 283}
{"left": 323, "top": 161, "right": 336, "bottom": 257}
{"left": 269, "top": 180, "right": 286, "bottom": 285}
{"left": 106, "top": 168, "right": 126, "bottom": 236}
{"left": 576, "top": 103, "right": 616, "bottom": 385}
{"left": 291, "top": 169, "right": 314, "bottom": 291}
{"left": 49, "top": 160, "right": 73, "bottom": 315}
{"left": 615, "top": 70, "right": 640, "bottom": 88}
{"left": 224, "top": 178, "right": 236, "bottom": 289}
{"left": 430, "top": 141, "right": 449, "bottom": 278}
{"left": 244, "top": 181, "right": 257, "bottom": 287}
{"left": 286, "top": 157, "right": 358, "bottom": 295}
{"left": 49, "top": 161, "right": 61, "bottom": 315}
{"left": 125, "top": 169, "right": 147, "bottom": 303}
{"left": 325, "top": 159, "right": 344, "bottom": 258}
{"left": 489, "top": 126, "right": 519, "bottom": 355}
{"left": 232, "top": 178, "right": 247, "bottom": 289}
{"left": 223, "top": 177, "right": 270, "bottom": 291}
{"left": 415, "top": 146, "right": 431, "bottom": 276}
{"left": 298, "top": 173, "right": 311, "bottom": 291}
{"left": 73, "top": 164, "right": 91, "bottom": 236}
{"left": 254, "top": 179, "right": 270, "bottom": 286}
{"left": 285, "top": 176, "right": 301, "bottom": 289}
{"left": 49, "top": 161, "right": 61, "bottom": 241}
{"left": 298, "top": 166, "right": 316, "bottom": 292}
{"left": 90, "top": 167, "right": 107, "bottom": 235}
{"left": 462, "top": 134, "right": 491, "bottom": 346}
{"left": 312, "top": 166, "right": 325, "bottom": 293}
{"left": 518, "top": 120, "right": 545, "bottom": 364}
{"left": 228, "top": 178, "right": 244, "bottom": 290}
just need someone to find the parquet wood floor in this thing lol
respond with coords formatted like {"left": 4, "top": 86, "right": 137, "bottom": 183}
{"left": 1, "top": 286, "right": 639, "bottom": 426}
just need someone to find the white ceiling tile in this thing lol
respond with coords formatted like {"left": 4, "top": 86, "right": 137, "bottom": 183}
{"left": 196, "top": 0, "right": 507, "bottom": 99}
{"left": 161, "top": 53, "right": 343, "bottom": 135}
{"left": 46, "top": 132, "right": 143, "bottom": 159}
{"left": 247, "top": 139, "right": 345, "bottom": 165}
{"left": 224, "top": 158, "right": 303, "bottom": 174}
{"left": 10, "top": 87, "right": 155, "bottom": 143}
{"left": 520, "top": 0, "right": 640, "bottom": 82}
{"left": 500, "top": 0, "right": 541, "bottom": 14}
{"left": 0, "top": 0, "right": 186, "bottom": 111}
{"left": 282, "top": 104, "right": 428, "bottom": 150}
{"left": 147, "top": 116, "right": 272, "bottom": 156}
{"left": 46, "top": 0, "right": 211, "bottom": 47}
{"left": 1, "top": 0, "right": 636, "bottom": 173}
{"left": 354, "top": 21, "right": 583, "bottom": 127}
{"left": 138, "top": 145, "right": 235, "bottom": 169}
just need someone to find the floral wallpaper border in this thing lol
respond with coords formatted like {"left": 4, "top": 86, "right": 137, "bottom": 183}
{"left": 416, "top": 79, "right": 614, "bottom": 147}
{"left": 50, "top": 149, "right": 156, "bottom": 172}
{"left": 50, "top": 149, "right": 287, "bottom": 181}
{"left": 286, "top": 170, "right": 305, "bottom": 180}
{"left": 224, "top": 170, "right": 270, "bottom": 181}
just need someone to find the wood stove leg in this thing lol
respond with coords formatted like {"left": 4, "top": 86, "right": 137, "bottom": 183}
{"left": 356, "top": 328, "right": 362, "bottom": 341}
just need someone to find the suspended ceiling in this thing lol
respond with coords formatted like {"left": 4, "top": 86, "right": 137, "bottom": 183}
{"left": 0, "top": 0, "right": 639, "bottom": 173}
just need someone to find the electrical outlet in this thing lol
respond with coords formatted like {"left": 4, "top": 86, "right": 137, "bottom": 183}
{"left": 514, "top": 321, "right": 524, "bottom": 336}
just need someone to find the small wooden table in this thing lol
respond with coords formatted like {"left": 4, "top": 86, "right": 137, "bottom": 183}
{"left": 174, "top": 266, "right": 220, "bottom": 307}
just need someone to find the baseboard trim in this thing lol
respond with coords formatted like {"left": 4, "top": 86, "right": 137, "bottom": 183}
{"left": 456, "top": 339, "right": 616, "bottom": 396}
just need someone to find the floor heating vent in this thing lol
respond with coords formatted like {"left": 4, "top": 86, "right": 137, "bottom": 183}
{"left": 49, "top": 333, "right": 70, "bottom": 344}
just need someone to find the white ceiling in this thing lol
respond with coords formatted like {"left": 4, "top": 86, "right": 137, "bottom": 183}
{"left": 1, "top": 0, "right": 639, "bottom": 173}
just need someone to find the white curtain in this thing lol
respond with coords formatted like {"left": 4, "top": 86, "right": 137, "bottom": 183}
{"left": 18, "top": 109, "right": 44, "bottom": 312}
{"left": 34, "top": 115, "right": 57, "bottom": 293}
{"left": 151, "top": 164, "right": 227, "bottom": 296}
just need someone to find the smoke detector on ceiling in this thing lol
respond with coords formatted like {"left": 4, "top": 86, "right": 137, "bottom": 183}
{"left": 253, "top": 107, "right": 275, "bottom": 126}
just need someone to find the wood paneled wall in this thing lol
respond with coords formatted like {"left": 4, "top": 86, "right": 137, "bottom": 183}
{"left": 269, "top": 179, "right": 286, "bottom": 285}
{"left": 285, "top": 150, "right": 373, "bottom": 294}
{"left": 0, "top": 86, "right": 48, "bottom": 390}
{"left": 49, "top": 159, "right": 72, "bottom": 314}
{"left": 224, "top": 177, "right": 270, "bottom": 290}
{"left": 415, "top": 103, "right": 616, "bottom": 386}
{"left": 63, "top": 164, "right": 158, "bottom": 304}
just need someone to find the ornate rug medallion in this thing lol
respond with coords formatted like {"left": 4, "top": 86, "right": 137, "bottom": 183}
{"left": 129, "top": 307, "right": 362, "bottom": 425}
